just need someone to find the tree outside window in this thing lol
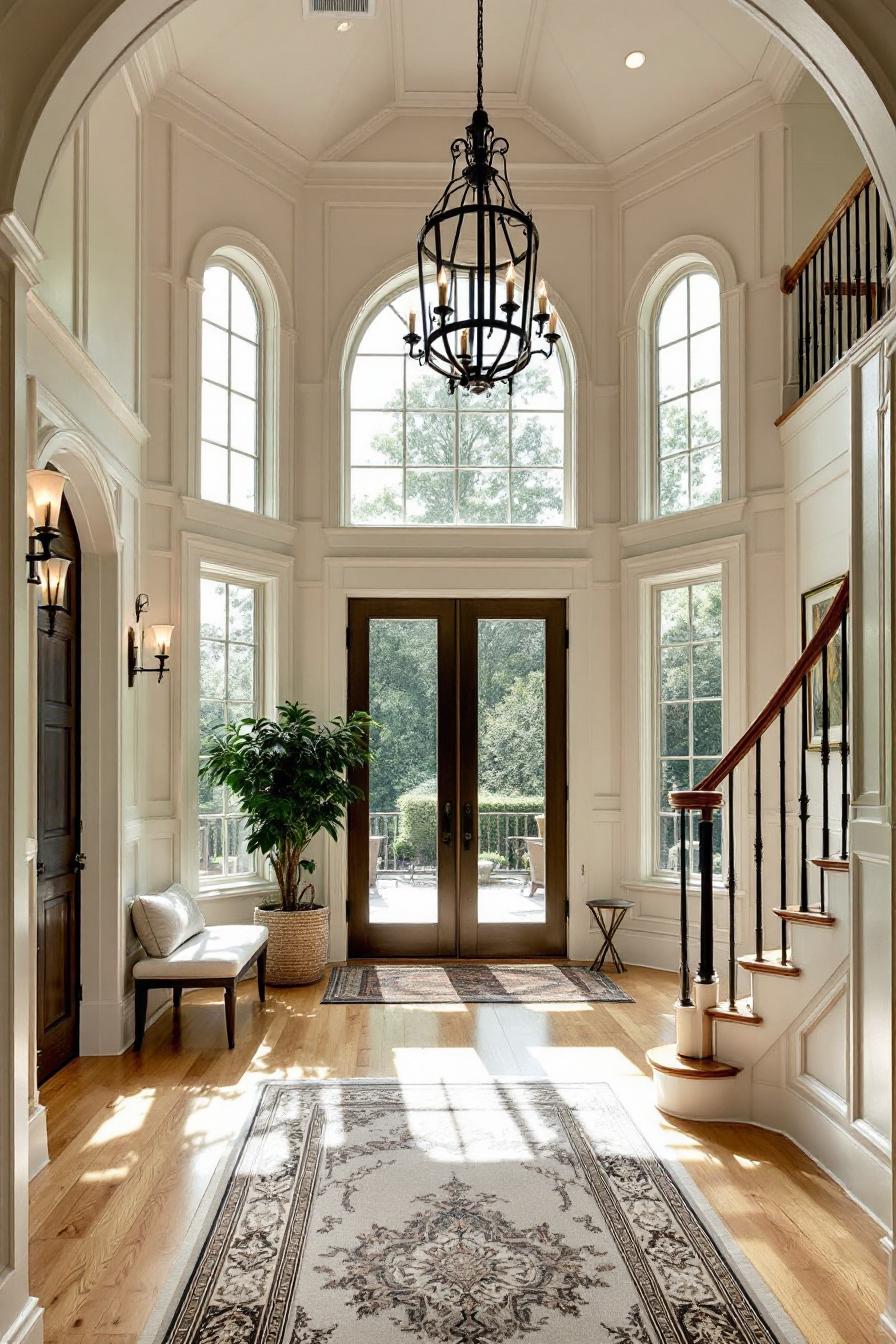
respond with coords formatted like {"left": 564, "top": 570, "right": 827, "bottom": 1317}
{"left": 656, "top": 271, "right": 722, "bottom": 516}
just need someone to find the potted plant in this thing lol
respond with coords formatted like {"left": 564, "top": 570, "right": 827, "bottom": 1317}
{"left": 199, "top": 701, "right": 373, "bottom": 985}
{"left": 477, "top": 851, "right": 506, "bottom": 882}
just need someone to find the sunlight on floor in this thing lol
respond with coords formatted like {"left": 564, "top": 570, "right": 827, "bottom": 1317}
{"left": 86, "top": 1089, "right": 156, "bottom": 1146}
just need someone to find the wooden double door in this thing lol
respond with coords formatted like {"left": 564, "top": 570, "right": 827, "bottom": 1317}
{"left": 347, "top": 599, "right": 567, "bottom": 958}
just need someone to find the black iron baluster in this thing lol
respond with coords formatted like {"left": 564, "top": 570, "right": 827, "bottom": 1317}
{"left": 885, "top": 216, "right": 893, "bottom": 313}
{"left": 678, "top": 808, "right": 692, "bottom": 1006}
{"left": 876, "top": 187, "right": 883, "bottom": 322}
{"left": 802, "top": 268, "right": 810, "bottom": 396}
{"left": 864, "top": 183, "right": 873, "bottom": 334}
{"left": 727, "top": 772, "right": 736, "bottom": 1011}
{"left": 697, "top": 803, "right": 716, "bottom": 986}
{"left": 820, "top": 641, "right": 831, "bottom": 914}
{"left": 754, "top": 738, "right": 764, "bottom": 961}
{"left": 854, "top": 193, "right": 864, "bottom": 343}
{"left": 815, "top": 249, "right": 825, "bottom": 381}
{"left": 845, "top": 200, "right": 853, "bottom": 352}
{"left": 797, "top": 271, "right": 805, "bottom": 398}
{"left": 799, "top": 674, "right": 810, "bottom": 912}
{"left": 840, "top": 608, "right": 849, "bottom": 861}
{"left": 835, "top": 217, "right": 844, "bottom": 367}
{"left": 827, "top": 231, "right": 835, "bottom": 376}
{"left": 779, "top": 707, "right": 788, "bottom": 965}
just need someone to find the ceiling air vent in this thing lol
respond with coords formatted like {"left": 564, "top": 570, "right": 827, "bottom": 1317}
{"left": 303, "top": 0, "right": 375, "bottom": 17}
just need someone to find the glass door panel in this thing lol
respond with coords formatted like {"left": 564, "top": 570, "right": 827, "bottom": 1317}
{"left": 476, "top": 618, "right": 547, "bottom": 925}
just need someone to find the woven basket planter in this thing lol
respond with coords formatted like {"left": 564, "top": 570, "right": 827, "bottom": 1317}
{"left": 254, "top": 904, "right": 329, "bottom": 986}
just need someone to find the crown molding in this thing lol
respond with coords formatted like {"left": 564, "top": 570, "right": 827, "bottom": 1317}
{"left": 128, "top": 27, "right": 179, "bottom": 106}
{"left": 754, "top": 40, "right": 805, "bottom": 104}
{"left": 318, "top": 105, "right": 398, "bottom": 163}
{"left": 0, "top": 211, "right": 44, "bottom": 286}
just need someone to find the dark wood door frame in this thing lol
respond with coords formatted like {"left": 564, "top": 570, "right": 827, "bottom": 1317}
{"left": 347, "top": 597, "right": 567, "bottom": 959}
{"left": 36, "top": 495, "right": 82, "bottom": 1084}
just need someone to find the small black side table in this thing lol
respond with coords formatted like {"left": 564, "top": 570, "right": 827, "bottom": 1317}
{"left": 586, "top": 898, "right": 634, "bottom": 974}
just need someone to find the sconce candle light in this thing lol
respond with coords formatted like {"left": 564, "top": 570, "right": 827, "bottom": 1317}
{"left": 38, "top": 556, "right": 70, "bottom": 636}
{"left": 26, "top": 467, "right": 68, "bottom": 585}
{"left": 128, "top": 594, "right": 175, "bottom": 686}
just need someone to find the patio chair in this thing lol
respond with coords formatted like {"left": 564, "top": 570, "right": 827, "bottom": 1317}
{"left": 369, "top": 834, "right": 383, "bottom": 890}
{"left": 525, "top": 837, "right": 545, "bottom": 898}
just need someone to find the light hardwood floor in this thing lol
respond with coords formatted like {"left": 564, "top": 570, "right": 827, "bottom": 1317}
{"left": 31, "top": 964, "right": 886, "bottom": 1343}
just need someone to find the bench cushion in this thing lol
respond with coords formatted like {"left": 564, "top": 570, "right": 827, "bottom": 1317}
{"left": 131, "top": 883, "right": 206, "bottom": 958}
{"left": 132, "top": 924, "right": 268, "bottom": 980}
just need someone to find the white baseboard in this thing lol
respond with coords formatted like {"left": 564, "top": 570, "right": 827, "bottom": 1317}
{"left": 880, "top": 1309, "right": 896, "bottom": 1341}
{"left": 0, "top": 1298, "right": 43, "bottom": 1344}
{"left": 81, "top": 990, "right": 171, "bottom": 1055}
{"left": 28, "top": 1105, "right": 49, "bottom": 1180}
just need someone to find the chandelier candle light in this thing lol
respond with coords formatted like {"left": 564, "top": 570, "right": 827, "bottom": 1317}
{"left": 404, "top": 0, "right": 560, "bottom": 395}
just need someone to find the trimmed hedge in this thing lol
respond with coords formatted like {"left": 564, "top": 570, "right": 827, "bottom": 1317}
{"left": 397, "top": 791, "right": 544, "bottom": 866}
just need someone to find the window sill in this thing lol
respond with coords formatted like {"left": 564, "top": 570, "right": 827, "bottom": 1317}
{"left": 619, "top": 498, "right": 746, "bottom": 552}
{"left": 323, "top": 525, "right": 593, "bottom": 557}
{"left": 182, "top": 496, "right": 297, "bottom": 545}
{"left": 198, "top": 878, "right": 280, "bottom": 905}
{"left": 623, "top": 877, "right": 742, "bottom": 899}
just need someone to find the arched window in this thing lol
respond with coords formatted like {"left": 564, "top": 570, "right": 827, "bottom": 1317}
{"left": 654, "top": 269, "right": 721, "bottom": 516}
{"left": 345, "top": 281, "right": 571, "bottom": 526}
{"left": 200, "top": 262, "right": 261, "bottom": 512}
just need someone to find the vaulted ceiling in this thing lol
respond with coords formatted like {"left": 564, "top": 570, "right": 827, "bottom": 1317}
{"left": 164, "top": 0, "right": 802, "bottom": 168}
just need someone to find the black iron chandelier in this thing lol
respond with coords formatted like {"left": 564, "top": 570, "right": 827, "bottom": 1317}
{"left": 403, "top": 0, "right": 560, "bottom": 395}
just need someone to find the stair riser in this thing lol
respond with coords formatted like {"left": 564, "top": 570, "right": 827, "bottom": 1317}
{"left": 652, "top": 1068, "right": 751, "bottom": 1121}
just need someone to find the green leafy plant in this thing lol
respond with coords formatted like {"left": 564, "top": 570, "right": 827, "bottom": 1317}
{"left": 393, "top": 837, "right": 417, "bottom": 864}
{"left": 199, "top": 702, "right": 373, "bottom": 911}
{"left": 477, "top": 851, "right": 507, "bottom": 869}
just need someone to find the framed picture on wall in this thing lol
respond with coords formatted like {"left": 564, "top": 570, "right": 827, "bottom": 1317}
{"left": 801, "top": 576, "right": 847, "bottom": 751}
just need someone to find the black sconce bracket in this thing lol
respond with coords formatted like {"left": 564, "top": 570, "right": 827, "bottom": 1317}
{"left": 127, "top": 593, "right": 170, "bottom": 686}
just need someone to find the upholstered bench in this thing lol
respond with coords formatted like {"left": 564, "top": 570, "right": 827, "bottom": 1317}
{"left": 131, "top": 885, "right": 268, "bottom": 1050}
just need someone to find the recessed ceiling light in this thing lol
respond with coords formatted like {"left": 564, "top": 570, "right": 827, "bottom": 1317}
{"left": 625, "top": 50, "right": 646, "bottom": 69}
{"left": 336, "top": 19, "right": 352, "bottom": 32}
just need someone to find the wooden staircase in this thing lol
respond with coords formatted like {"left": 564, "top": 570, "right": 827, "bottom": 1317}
{"left": 647, "top": 577, "right": 850, "bottom": 1119}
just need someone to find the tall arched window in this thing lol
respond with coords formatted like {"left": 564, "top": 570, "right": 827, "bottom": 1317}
{"left": 655, "top": 269, "right": 721, "bottom": 516}
{"left": 200, "top": 263, "right": 261, "bottom": 512}
{"left": 345, "top": 281, "right": 571, "bottom": 526}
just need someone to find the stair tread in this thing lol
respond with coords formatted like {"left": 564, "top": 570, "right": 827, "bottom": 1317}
{"left": 774, "top": 906, "right": 836, "bottom": 926}
{"left": 811, "top": 856, "right": 849, "bottom": 871}
{"left": 706, "top": 1000, "right": 763, "bottom": 1025}
{"left": 646, "top": 1043, "right": 741, "bottom": 1079}
{"left": 737, "top": 950, "right": 801, "bottom": 977}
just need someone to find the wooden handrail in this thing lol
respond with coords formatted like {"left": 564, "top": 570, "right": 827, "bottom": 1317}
{"left": 781, "top": 169, "right": 872, "bottom": 293}
{"left": 670, "top": 575, "right": 849, "bottom": 808}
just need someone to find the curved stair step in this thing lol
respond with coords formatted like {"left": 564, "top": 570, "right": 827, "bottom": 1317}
{"left": 812, "top": 856, "right": 849, "bottom": 872}
{"left": 646, "top": 1043, "right": 741, "bottom": 1079}
{"left": 774, "top": 906, "right": 835, "bottom": 926}
{"left": 738, "top": 950, "right": 800, "bottom": 976}
{"left": 706, "top": 1000, "right": 762, "bottom": 1025}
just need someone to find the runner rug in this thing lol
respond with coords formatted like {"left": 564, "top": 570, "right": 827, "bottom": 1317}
{"left": 321, "top": 961, "right": 633, "bottom": 1004}
{"left": 144, "top": 1080, "right": 805, "bottom": 1344}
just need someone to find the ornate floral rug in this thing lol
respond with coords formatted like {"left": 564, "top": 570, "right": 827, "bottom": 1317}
{"left": 144, "top": 1081, "right": 804, "bottom": 1344}
{"left": 321, "top": 962, "right": 633, "bottom": 1004}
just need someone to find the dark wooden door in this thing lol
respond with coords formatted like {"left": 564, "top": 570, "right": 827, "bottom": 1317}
{"left": 37, "top": 496, "right": 81, "bottom": 1084}
{"left": 347, "top": 598, "right": 567, "bottom": 958}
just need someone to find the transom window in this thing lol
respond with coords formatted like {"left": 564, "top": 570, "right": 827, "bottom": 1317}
{"left": 346, "top": 282, "right": 569, "bottom": 526}
{"left": 200, "top": 263, "right": 261, "bottom": 512}
{"left": 655, "top": 579, "right": 723, "bottom": 877}
{"left": 656, "top": 271, "right": 721, "bottom": 516}
{"left": 198, "top": 576, "right": 260, "bottom": 882}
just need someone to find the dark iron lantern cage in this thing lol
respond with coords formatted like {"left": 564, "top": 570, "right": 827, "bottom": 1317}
{"left": 404, "top": 0, "right": 559, "bottom": 396}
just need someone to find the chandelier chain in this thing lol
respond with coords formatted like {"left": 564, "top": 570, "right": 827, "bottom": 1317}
{"left": 476, "top": 0, "right": 484, "bottom": 109}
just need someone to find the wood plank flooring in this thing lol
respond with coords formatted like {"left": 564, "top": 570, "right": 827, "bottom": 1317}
{"left": 30, "top": 965, "right": 886, "bottom": 1343}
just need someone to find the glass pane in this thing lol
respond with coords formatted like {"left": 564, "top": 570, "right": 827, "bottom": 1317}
{"left": 690, "top": 384, "right": 721, "bottom": 447}
{"left": 657, "top": 277, "right": 688, "bottom": 345}
{"left": 511, "top": 470, "right": 565, "bottom": 525}
{"left": 199, "top": 816, "right": 224, "bottom": 877}
{"left": 658, "top": 339, "right": 688, "bottom": 401}
{"left": 201, "top": 441, "right": 229, "bottom": 505}
{"left": 200, "top": 579, "right": 227, "bottom": 638}
{"left": 458, "top": 469, "right": 508, "bottom": 524}
{"left": 511, "top": 357, "right": 563, "bottom": 410}
{"left": 658, "top": 815, "right": 679, "bottom": 872}
{"left": 230, "top": 392, "right": 258, "bottom": 455}
{"left": 406, "top": 469, "right": 455, "bottom": 524}
{"left": 692, "top": 641, "right": 722, "bottom": 697}
{"left": 658, "top": 454, "right": 688, "bottom": 515}
{"left": 477, "top": 619, "right": 546, "bottom": 924}
{"left": 230, "top": 275, "right": 258, "bottom": 341}
{"left": 368, "top": 619, "right": 439, "bottom": 924}
{"left": 199, "top": 638, "right": 226, "bottom": 698}
{"left": 350, "top": 467, "right": 404, "bottom": 524}
{"left": 201, "top": 381, "right": 228, "bottom": 446}
{"left": 407, "top": 355, "right": 455, "bottom": 408}
{"left": 660, "top": 701, "right": 690, "bottom": 756}
{"left": 693, "top": 700, "right": 722, "bottom": 755}
{"left": 407, "top": 412, "right": 454, "bottom": 466}
{"left": 202, "top": 321, "right": 229, "bottom": 386}
{"left": 227, "top": 643, "right": 255, "bottom": 701}
{"left": 690, "top": 327, "right": 720, "bottom": 390}
{"left": 658, "top": 396, "right": 689, "bottom": 458}
{"left": 228, "top": 584, "right": 256, "bottom": 642}
{"left": 351, "top": 355, "right": 405, "bottom": 409}
{"left": 229, "top": 451, "right": 257, "bottom": 513}
{"left": 659, "top": 586, "right": 689, "bottom": 643}
{"left": 199, "top": 699, "right": 225, "bottom": 756}
{"left": 202, "top": 265, "right": 229, "bottom": 327}
{"left": 459, "top": 413, "right": 508, "bottom": 467}
{"left": 230, "top": 335, "right": 257, "bottom": 398}
{"left": 691, "top": 445, "right": 722, "bottom": 509}
{"left": 511, "top": 413, "right": 564, "bottom": 467}
{"left": 358, "top": 300, "right": 409, "bottom": 354}
{"left": 660, "top": 645, "right": 689, "bottom": 700}
{"left": 692, "top": 582, "right": 722, "bottom": 639}
{"left": 659, "top": 757, "right": 690, "bottom": 808}
{"left": 689, "top": 272, "right": 720, "bottom": 331}
{"left": 227, "top": 816, "right": 253, "bottom": 875}
{"left": 351, "top": 411, "right": 403, "bottom": 467}
{"left": 198, "top": 767, "right": 223, "bottom": 814}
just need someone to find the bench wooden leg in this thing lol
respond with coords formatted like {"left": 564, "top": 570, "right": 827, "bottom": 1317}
{"left": 134, "top": 983, "right": 148, "bottom": 1051}
{"left": 224, "top": 981, "right": 236, "bottom": 1049}
{"left": 173, "top": 986, "right": 183, "bottom": 1010}
{"left": 257, "top": 949, "right": 267, "bottom": 1003}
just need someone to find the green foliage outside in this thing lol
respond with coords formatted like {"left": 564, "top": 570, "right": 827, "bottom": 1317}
{"left": 397, "top": 793, "right": 545, "bottom": 867}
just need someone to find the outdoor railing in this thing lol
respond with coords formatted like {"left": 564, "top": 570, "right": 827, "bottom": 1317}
{"left": 369, "top": 807, "right": 542, "bottom": 872}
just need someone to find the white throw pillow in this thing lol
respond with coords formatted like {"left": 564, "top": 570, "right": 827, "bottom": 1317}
{"left": 131, "top": 883, "right": 206, "bottom": 958}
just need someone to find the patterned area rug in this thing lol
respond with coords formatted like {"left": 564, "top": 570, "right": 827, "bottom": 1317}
{"left": 145, "top": 1081, "right": 805, "bottom": 1344}
{"left": 322, "top": 962, "right": 633, "bottom": 1004}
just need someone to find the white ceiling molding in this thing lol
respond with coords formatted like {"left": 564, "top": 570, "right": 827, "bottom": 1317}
{"left": 158, "top": 75, "right": 311, "bottom": 181}
{"left": 517, "top": 0, "right": 548, "bottom": 106}
{"left": 317, "top": 105, "right": 398, "bottom": 163}
{"left": 128, "top": 26, "right": 179, "bottom": 106}
{"left": 754, "top": 41, "right": 805, "bottom": 105}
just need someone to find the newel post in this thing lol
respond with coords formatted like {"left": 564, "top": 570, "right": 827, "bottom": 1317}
{"left": 669, "top": 789, "right": 723, "bottom": 1059}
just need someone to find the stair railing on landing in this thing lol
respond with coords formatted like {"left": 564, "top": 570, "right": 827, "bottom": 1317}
{"left": 669, "top": 575, "right": 849, "bottom": 1018}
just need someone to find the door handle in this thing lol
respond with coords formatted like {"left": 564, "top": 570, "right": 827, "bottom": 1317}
{"left": 74, "top": 852, "right": 86, "bottom": 872}
{"left": 463, "top": 802, "right": 473, "bottom": 851}
{"left": 441, "top": 801, "right": 453, "bottom": 846}
{"left": 36, "top": 860, "right": 45, "bottom": 879}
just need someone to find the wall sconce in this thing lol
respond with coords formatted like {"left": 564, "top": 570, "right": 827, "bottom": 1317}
{"left": 26, "top": 468, "right": 68, "bottom": 585}
{"left": 128, "top": 593, "right": 175, "bottom": 686}
{"left": 38, "top": 556, "right": 71, "bottom": 637}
